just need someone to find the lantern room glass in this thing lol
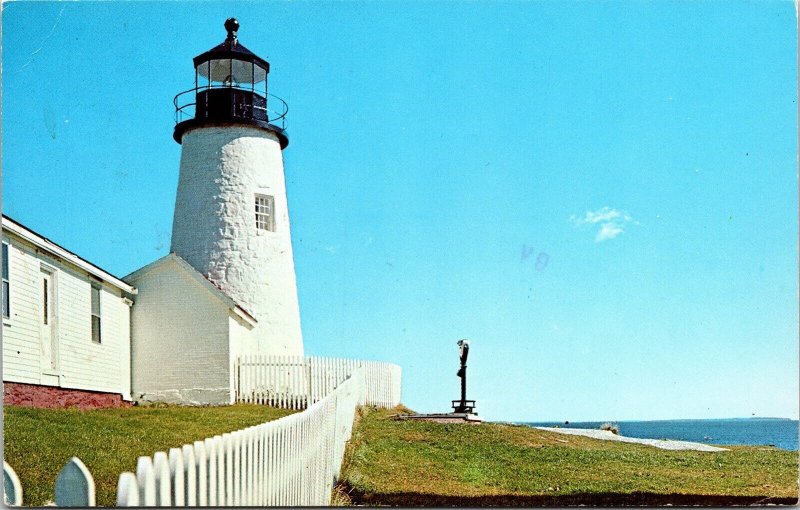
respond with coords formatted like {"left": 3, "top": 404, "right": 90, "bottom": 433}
{"left": 196, "top": 61, "right": 210, "bottom": 89}
{"left": 231, "top": 60, "right": 252, "bottom": 87}
{"left": 253, "top": 64, "right": 267, "bottom": 97}
{"left": 195, "top": 60, "right": 267, "bottom": 95}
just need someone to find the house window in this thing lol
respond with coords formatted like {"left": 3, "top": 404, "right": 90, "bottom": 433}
{"left": 42, "top": 279, "right": 49, "bottom": 325}
{"left": 255, "top": 194, "right": 275, "bottom": 232}
{"left": 2, "top": 243, "right": 9, "bottom": 319}
{"left": 91, "top": 285, "right": 101, "bottom": 344}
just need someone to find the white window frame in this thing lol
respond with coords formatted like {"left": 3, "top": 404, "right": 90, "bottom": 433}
{"left": 255, "top": 194, "right": 275, "bottom": 232}
{"left": 91, "top": 284, "right": 102, "bottom": 344}
{"left": 39, "top": 263, "right": 59, "bottom": 374}
{"left": 2, "top": 241, "right": 10, "bottom": 320}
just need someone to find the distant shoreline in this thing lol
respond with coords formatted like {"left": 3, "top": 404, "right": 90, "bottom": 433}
{"left": 516, "top": 417, "right": 798, "bottom": 423}
{"left": 535, "top": 426, "right": 727, "bottom": 451}
{"left": 515, "top": 418, "right": 799, "bottom": 451}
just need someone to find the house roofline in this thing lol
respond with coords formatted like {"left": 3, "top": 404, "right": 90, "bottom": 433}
{"left": 124, "top": 253, "right": 257, "bottom": 327}
{"left": 2, "top": 214, "right": 137, "bottom": 294}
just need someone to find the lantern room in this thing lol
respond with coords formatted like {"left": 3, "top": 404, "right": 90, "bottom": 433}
{"left": 173, "top": 18, "right": 288, "bottom": 148}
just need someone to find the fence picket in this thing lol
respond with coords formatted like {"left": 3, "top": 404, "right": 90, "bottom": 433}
{"left": 202, "top": 438, "right": 216, "bottom": 506}
{"left": 279, "top": 422, "right": 288, "bottom": 506}
{"left": 264, "top": 356, "right": 275, "bottom": 406}
{"left": 135, "top": 456, "right": 156, "bottom": 507}
{"left": 247, "top": 429, "right": 255, "bottom": 505}
{"left": 152, "top": 452, "right": 171, "bottom": 507}
{"left": 233, "top": 434, "right": 242, "bottom": 506}
{"left": 167, "top": 448, "right": 185, "bottom": 506}
{"left": 267, "top": 423, "right": 276, "bottom": 506}
{"left": 289, "top": 420, "right": 297, "bottom": 503}
{"left": 192, "top": 441, "right": 207, "bottom": 506}
{"left": 248, "top": 356, "right": 254, "bottom": 404}
{"left": 291, "top": 356, "right": 297, "bottom": 409}
{"left": 276, "top": 356, "right": 282, "bottom": 409}
{"left": 255, "top": 426, "right": 263, "bottom": 505}
{"left": 180, "top": 445, "right": 196, "bottom": 506}
{"left": 253, "top": 355, "right": 266, "bottom": 404}
{"left": 115, "top": 472, "right": 138, "bottom": 507}
{"left": 293, "top": 357, "right": 299, "bottom": 409}
{"left": 3, "top": 461, "right": 22, "bottom": 506}
{"left": 237, "top": 431, "right": 245, "bottom": 506}
{"left": 222, "top": 433, "right": 233, "bottom": 506}
{"left": 54, "top": 457, "right": 95, "bottom": 507}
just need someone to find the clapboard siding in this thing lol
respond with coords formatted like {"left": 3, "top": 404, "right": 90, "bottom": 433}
{"left": 129, "top": 258, "right": 235, "bottom": 405}
{"left": 57, "top": 269, "right": 130, "bottom": 395}
{"left": 3, "top": 240, "right": 42, "bottom": 384}
{"left": 1, "top": 231, "right": 132, "bottom": 398}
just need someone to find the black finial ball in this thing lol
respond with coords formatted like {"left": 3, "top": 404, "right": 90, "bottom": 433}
{"left": 225, "top": 18, "right": 240, "bottom": 37}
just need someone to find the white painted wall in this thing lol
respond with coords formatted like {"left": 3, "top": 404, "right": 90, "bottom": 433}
{"left": 228, "top": 314, "right": 261, "bottom": 398}
{"left": 127, "top": 257, "right": 254, "bottom": 405}
{"left": 171, "top": 126, "right": 304, "bottom": 357}
{"left": 1, "top": 232, "right": 132, "bottom": 398}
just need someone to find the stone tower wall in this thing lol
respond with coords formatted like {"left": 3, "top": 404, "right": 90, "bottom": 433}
{"left": 171, "top": 125, "right": 303, "bottom": 356}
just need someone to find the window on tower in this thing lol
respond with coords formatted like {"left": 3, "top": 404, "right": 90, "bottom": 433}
{"left": 255, "top": 194, "right": 275, "bottom": 232}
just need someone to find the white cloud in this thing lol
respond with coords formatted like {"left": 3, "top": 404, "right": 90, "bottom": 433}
{"left": 595, "top": 222, "right": 624, "bottom": 242}
{"left": 570, "top": 207, "right": 637, "bottom": 243}
{"left": 571, "top": 206, "right": 632, "bottom": 226}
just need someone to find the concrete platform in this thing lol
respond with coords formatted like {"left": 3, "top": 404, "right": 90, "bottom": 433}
{"left": 394, "top": 412, "right": 483, "bottom": 424}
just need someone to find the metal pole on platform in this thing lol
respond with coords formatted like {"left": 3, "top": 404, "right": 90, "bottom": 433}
{"left": 455, "top": 339, "right": 470, "bottom": 413}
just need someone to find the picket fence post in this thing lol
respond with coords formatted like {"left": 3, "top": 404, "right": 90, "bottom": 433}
{"left": 193, "top": 440, "right": 207, "bottom": 506}
{"left": 54, "top": 457, "right": 96, "bottom": 507}
{"left": 135, "top": 456, "right": 156, "bottom": 506}
{"left": 152, "top": 451, "right": 170, "bottom": 506}
{"left": 180, "top": 444, "right": 196, "bottom": 506}
{"left": 168, "top": 448, "right": 185, "bottom": 507}
{"left": 116, "top": 472, "right": 138, "bottom": 506}
{"left": 3, "top": 461, "right": 22, "bottom": 506}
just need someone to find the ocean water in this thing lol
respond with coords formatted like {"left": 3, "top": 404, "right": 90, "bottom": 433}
{"left": 521, "top": 418, "right": 799, "bottom": 451}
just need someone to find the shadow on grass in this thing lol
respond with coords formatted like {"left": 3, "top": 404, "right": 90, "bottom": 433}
{"left": 344, "top": 485, "right": 798, "bottom": 507}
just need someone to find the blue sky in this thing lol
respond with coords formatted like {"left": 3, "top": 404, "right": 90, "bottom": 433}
{"left": 2, "top": 1, "right": 797, "bottom": 422}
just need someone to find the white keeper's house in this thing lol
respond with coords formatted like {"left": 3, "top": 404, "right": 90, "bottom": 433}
{"left": 2, "top": 19, "right": 309, "bottom": 408}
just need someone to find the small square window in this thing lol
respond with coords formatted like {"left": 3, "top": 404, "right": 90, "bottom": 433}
{"left": 255, "top": 194, "right": 275, "bottom": 232}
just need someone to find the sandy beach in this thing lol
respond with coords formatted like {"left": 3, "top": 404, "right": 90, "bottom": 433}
{"left": 536, "top": 427, "right": 728, "bottom": 452}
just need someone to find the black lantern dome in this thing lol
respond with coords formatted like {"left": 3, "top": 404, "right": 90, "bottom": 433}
{"left": 173, "top": 19, "right": 288, "bottom": 148}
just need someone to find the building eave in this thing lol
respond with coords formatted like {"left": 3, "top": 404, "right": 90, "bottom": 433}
{"left": 2, "top": 215, "right": 137, "bottom": 294}
{"left": 124, "top": 253, "right": 257, "bottom": 326}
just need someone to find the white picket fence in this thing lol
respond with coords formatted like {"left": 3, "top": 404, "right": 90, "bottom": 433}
{"left": 4, "top": 367, "right": 368, "bottom": 507}
{"left": 235, "top": 355, "right": 402, "bottom": 409}
{"left": 4, "top": 357, "right": 400, "bottom": 506}
{"left": 116, "top": 368, "right": 363, "bottom": 507}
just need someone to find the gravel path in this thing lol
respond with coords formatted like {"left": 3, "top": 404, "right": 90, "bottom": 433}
{"left": 535, "top": 427, "right": 728, "bottom": 452}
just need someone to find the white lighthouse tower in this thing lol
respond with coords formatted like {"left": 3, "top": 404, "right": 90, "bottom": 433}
{"left": 170, "top": 19, "right": 303, "bottom": 356}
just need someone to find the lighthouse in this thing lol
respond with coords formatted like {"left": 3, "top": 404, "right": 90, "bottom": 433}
{"left": 170, "top": 19, "right": 303, "bottom": 356}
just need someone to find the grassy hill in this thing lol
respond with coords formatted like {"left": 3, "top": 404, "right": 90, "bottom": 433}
{"left": 337, "top": 407, "right": 799, "bottom": 506}
{"left": 3, "top": 404, "right": 294, "bottom": 506}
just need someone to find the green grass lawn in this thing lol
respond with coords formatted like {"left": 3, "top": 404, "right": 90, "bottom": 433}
{"left": 338, "top": 407, "right": 799, "bottom": 506}
{"left": 3, "top": 403, "right": 295, "bottom": 506}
